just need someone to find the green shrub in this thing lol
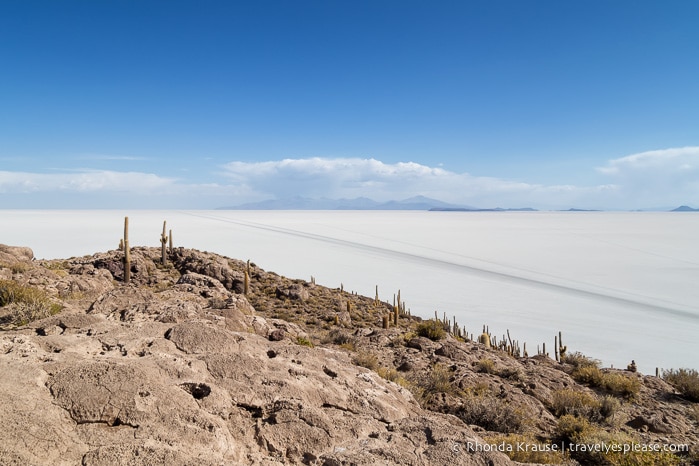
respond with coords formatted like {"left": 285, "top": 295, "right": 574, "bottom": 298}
{"left": 295, "top": 336, "right": 314, "bottom": 348}
{"left": 415, "top": 319, "right": 446, "bottom": 341}
{"left": 663, "top": 368, "right": 699, "bottom": 402}
{"left": 0, "top": 279, "right": 62, "bottom": 326}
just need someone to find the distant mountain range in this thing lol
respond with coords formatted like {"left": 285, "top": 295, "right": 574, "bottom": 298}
{"left": 217, "top": 197, "right": 699, "bottom": 212}
{"left": 219, "top": 196, "right": 544, "bottom": 211}
{"left": 218, "top": 195, "right": 476, "bottom": 211}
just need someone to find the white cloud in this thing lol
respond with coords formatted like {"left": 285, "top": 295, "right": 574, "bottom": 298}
{"left": 596, "top": 147, "right": 699, "bottom": 208}
{"left": 0, "top": 170, "right": 175, "bottom": 193}
{"left": 0, "top": 168, "right": 255, "bottom": 208}
{"left": 221, "top": 157, "right": 609, "bottom": 208}
{"left": 597, "top": 146, "right": 699, "bottom": 175}
{"left": 4, "top": 148, "right": 696, "bottom": 209}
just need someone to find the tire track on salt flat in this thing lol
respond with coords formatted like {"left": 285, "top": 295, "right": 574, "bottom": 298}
{"left": 181, "top": 211, "right": 699, "bottom": 323}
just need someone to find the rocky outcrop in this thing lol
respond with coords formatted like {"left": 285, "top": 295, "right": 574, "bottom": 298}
{"left": 0, "top": 245, "right": 516, "bottom": 465}
{"left": 1, "top": 244, "right": 698, "bottom": 465}
{"left": 1, "top": 309, "right": 513, "bottom": 465}
{"left": 0, "top": 244, "right": 34, "bottom": 263}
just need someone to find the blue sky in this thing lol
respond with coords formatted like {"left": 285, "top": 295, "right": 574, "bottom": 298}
{"left": 1, "top": 0, "right": 698, "bottom": 209}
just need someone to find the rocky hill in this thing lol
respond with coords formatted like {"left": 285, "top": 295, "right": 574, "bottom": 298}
{"left": 1, "top": 243, "right": 697, "bottom": 465}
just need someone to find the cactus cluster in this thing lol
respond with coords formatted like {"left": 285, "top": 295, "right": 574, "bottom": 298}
{"left": 119, "top": 217, "right": 175, "bottom": 284}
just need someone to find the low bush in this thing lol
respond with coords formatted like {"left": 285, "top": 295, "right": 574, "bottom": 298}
{"left": 415, "top": 319, "right": 446, "bottom": 341}
{"left": 555, "top": 414, "right": 594, "bottom": 445}
{"left": 601, "top": 372, "right": 641, "bottom": 399}
{"left": 0, "top": 261, "right": 29, "bottom": 274}
{"left": 376, "top": 367, "right": 411, "bottom": 388}
{"left": 419, "top": 363, "right": 456, "bottom": 396}
{"left": 326, "top": 328, "right": 354, "bottom": 346}
{"left": 663, "top": 368, "right": 699, "bottom": 402}
{"left": 562, "top": 351, "right": 600, "bottom": 369}
{"left": 573, "top": 366, "right": 640, "bottom": 399}
{"left": 572, "top": 366, "right": 604, "bottom": 386}
{"left": 476, "top": 358, "right": 496, "bottom": 374}
{"left": 352, "top": 351, "right": 379, "bottom": 371}
{"left": 550, "top": 389, "right": 601, "bottom": 420}
{"left": 456, "top": 393, "right": 528, "bottom": 434}
{"left": 0, "top": 279, "right": 62, "bottom": 326}
{"left": 599, "top": 395, "right": 621, "bottom": 420}
{"left": 295, "top": 336, "right": 314, "bottom": 348}
{"left": 498, "top": 367, "right": 522, "bottom": 381}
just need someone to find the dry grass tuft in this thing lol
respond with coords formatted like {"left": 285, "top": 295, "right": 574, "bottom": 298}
{"left": 0, "top": 279, "right": 62, "bottom": 326}
{"left": 663, "top": 368, "right": 699, "bottom": 402}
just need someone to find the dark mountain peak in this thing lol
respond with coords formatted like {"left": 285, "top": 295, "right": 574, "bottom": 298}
{"left": 671, "top": 205, "right": 699, "bottom": 212}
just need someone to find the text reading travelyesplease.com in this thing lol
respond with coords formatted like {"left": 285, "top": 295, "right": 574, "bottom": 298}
{"left": 457, "top": 441, "right": 689, "bottom": 455}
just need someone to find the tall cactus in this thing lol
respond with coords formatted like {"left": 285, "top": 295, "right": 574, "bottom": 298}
{"left": 160, "top": 221, "right": 169, "bottom": 265}
{"left": 123, "top": 216, "right": 131, "bottom": 284}
{"left": 558, "top": 331, "right": 567, "bottom": 359}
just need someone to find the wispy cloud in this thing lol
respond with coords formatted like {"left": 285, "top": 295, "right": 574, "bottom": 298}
{"left": 73, "top": 153, "right": 147, "bottom": 161}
